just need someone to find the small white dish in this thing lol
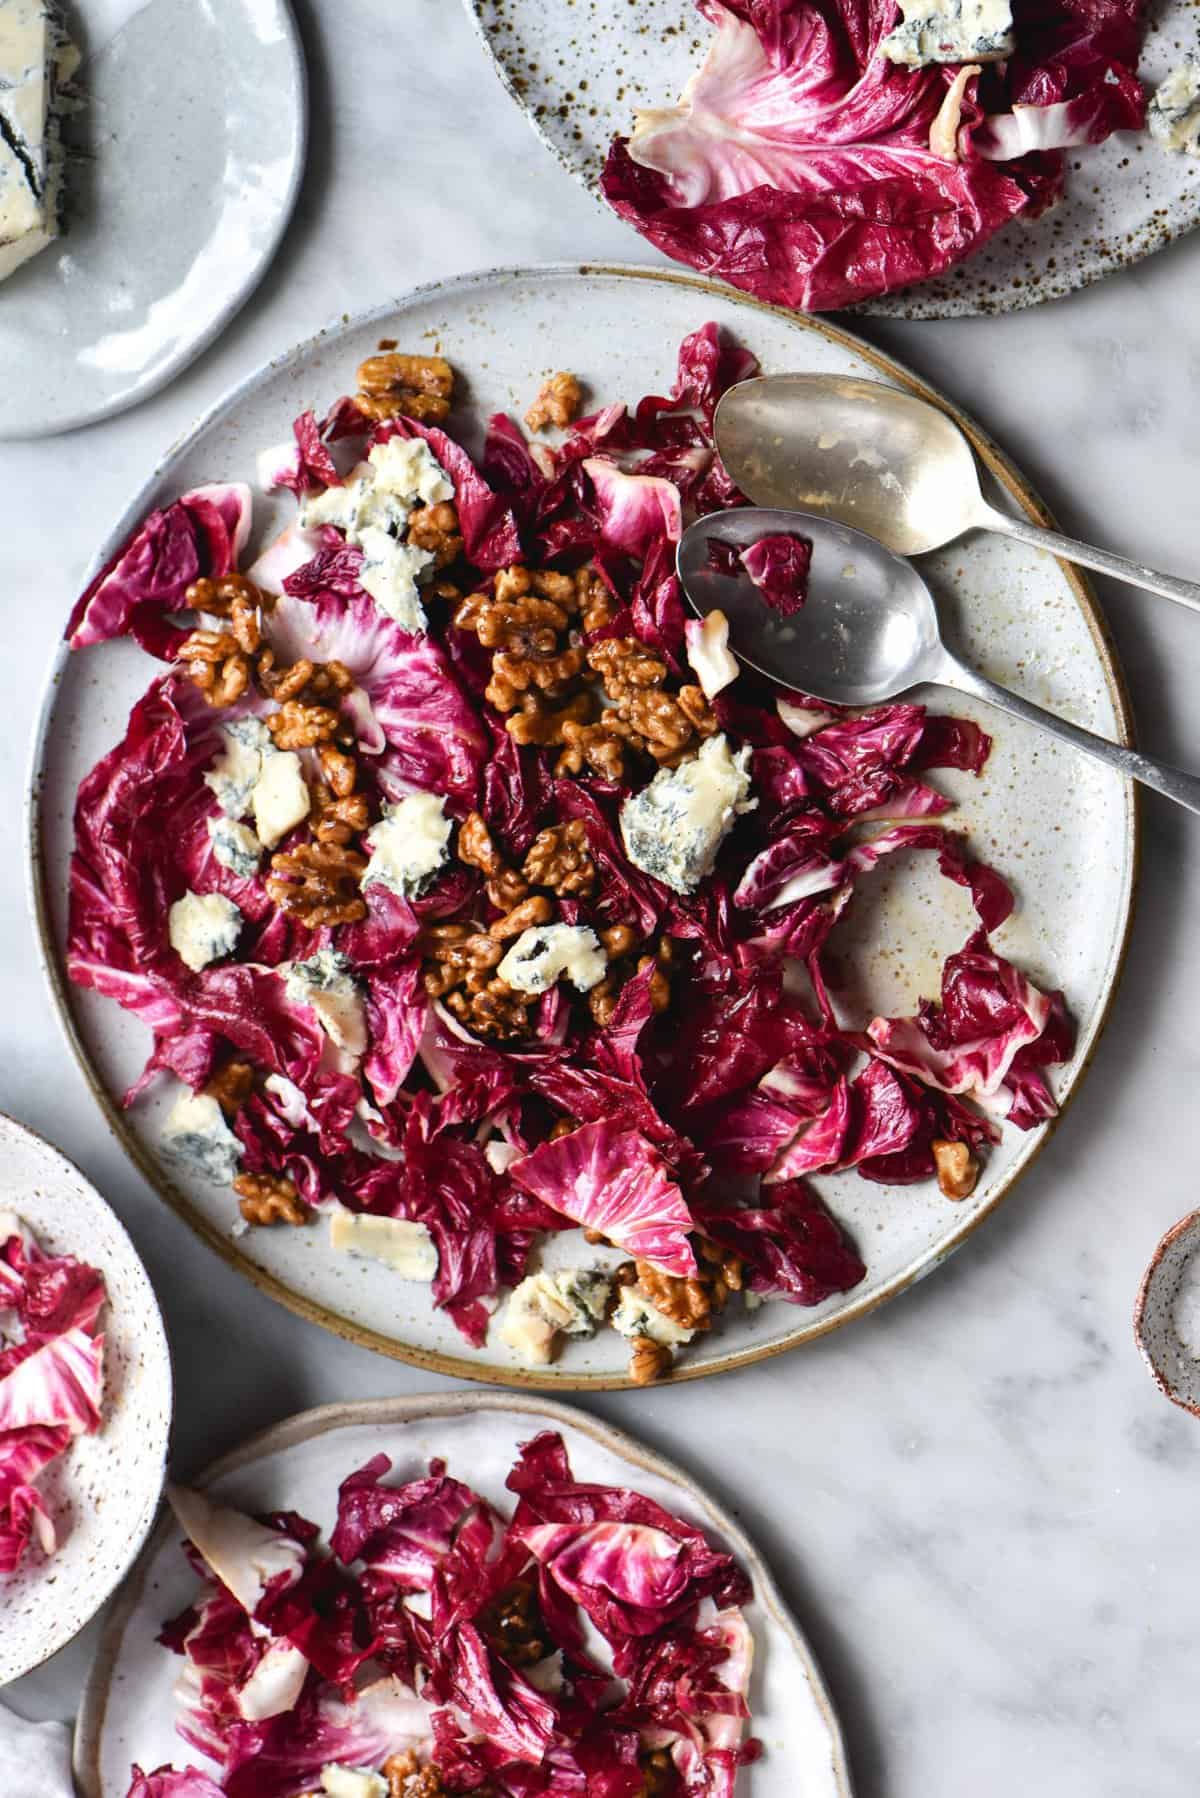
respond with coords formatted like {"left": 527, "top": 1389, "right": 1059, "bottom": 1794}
{"left": 1133, "top": 1209, "right": 1200, "bottom": 1417}
{"left": 75, "top": 1392, "right": 852, "bottom": 1796}
{"left": 0, "top": 0, "right": 307, "bottom": 440}
{"left": 0, "top": 1112, "right": 172, "bottom": 1685}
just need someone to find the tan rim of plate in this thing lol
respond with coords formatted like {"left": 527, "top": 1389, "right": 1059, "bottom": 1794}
{"left": 28, "top": 262, "right": 1141, "bottom": 1392}
{"left": 73, "top": 1390, "right": 855, "bottom": 1798}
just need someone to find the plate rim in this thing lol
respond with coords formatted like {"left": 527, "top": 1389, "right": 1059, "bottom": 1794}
{"left": 72, "top": 1388, "right": 855, "bottom": 1798}
{"left": 26, "top": 259, "right": 1141, "bottom": 1391}
{"left": 0, "top": 1107, "right": 174, "bottom": 1685}
{"left": 458, "top": 0, "right": 1194, "bottom": 321}
{"left": 0, "top": 0, "right": 309, "bottom": 443}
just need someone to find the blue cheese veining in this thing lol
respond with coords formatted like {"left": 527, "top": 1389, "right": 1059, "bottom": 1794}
{"left": 880, "top": 0, "right": 1013, "bottom": 65}
{"left": 363, "top": 792, "right": 452, "bottom": 898}
{"left": 285, "top": 950, "right": 367, "bottom": 1058}
{"left": 496, "top": 923, "right": 607, "bottom": 995}
{"left": 208, "top": 816, "right": 263, "bottom": 880}
{"left": 161, "top": 1089, "right": 242, "bottom": 1184}
{"left": 500, "top": 1268, "right": 612, "bottom": 1365}
{"left": 299, "top": 437, "right": 453, "bottom": 634}
{"left": 620, "top": 733, "right": 755, "bottom": 895}
{"left": 0, "top": 2, "right": 79, "bottom": 282}
{"left": 1148, "top": 61, "right": 1200, "bottom": 155}
{"left": 205, "top": 718, "right": 275, "bottom": 819}
{"left": 168, "top": 891, "right": 243, "bottom": 973}
{"left": 328, "top": 1206, "right": 437, "bottom": 1280}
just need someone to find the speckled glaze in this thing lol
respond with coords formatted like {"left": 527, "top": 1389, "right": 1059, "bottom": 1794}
{"left": 75, "top": 1392, "right": 852, "bottom": 1798}
{"left": 0, "top": 1114, "right": 172, "bottom": 1686}
{"left": 1133, "top": 1210, "right": 1200, "bottom": 1417}
{"left": 0, "top": 0, "right": 307, "bottom": 440}
{"left": 463, "top": 0, "right": 1200, "bottom": 319}
{"left": 28, "top": 265, "right": 1137, "bottom": 1388}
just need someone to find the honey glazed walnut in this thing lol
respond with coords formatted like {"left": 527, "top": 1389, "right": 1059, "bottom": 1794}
{"left": 525, "top": 370, "right": 583, "bottom": 433}
{"left": 355, "top": 351, "right": 454, "bottom": 424}
{"left": 233, "top": 1171, "right": 307, "bottom": 1227}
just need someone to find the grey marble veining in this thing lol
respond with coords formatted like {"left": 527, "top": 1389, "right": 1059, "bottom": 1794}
{"left": 5, "top": 2, "right": 1200, "bottom": 1793}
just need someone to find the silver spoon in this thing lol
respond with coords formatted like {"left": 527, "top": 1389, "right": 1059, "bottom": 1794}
{"left": 679, "top": 508, "right": 1200, "bottom": 816}
{"left": 715, "top": 373, "right": 1200, "bottom": 616}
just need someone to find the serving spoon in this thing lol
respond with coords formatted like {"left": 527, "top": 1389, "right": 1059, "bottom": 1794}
{"left": 678, "top": 507, "right": 1200, "bottom": 816}
{"left": 714, "top": 374, "right": 1200, "bottom": 616}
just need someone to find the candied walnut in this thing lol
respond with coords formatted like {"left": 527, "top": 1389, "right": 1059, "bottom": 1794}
{"left": 267, "top": 698, "right": 342, "bottom": 749}
{"left": 525, "top": 371, "right": 583, "bottom": 433}
{"left": 177, "top": 628, "right": 250, "bottom": 708}
{"left": 311, "top": 787, "right": 370, "bottom": 848}
{"left": 489, "top": 893, "right": 553, "bottom": 940}
{"left": 487, "top": 640, "right": 586, "bottom": 713}
{"left": 234, "top": 1172, "right": 307, "bottom": 1227}
{"left": 522, "top": 819, "right": 595, "bottom": 897}
{"left": 587, "top": 974, "right": 618, "bottom": 1027}
{"left": 506, "top": 690, "right": 594, "bottom": 751}
{"left": 316, "top": 743, "right": 357, "bottom": 799}
{"left": 932, "top": 1139, "right": 979, "bottom": 1201}
{"left": 637, "top": 941, "right": 673, "bottom": 1014}
{"left": 266, "top": 841, "right": 367, "bottom": 927}
{"left": 355, "top": 351, "right": 454, "bottom": 423}
{"left": 635, "top": 1259, "right": 713, "bottom": 1332}
{"left": 600, "top": 923, "right": 640, "bottom": 958}
{"left": 257, "top": 651, "right": 354, "bottom": 705}
{"left": 548, "top": 1116, "right": 578, "bottom": 1141}
{"left": 478, "top": 1578, "right": 550, "bottom": 1668}
{"left": 421, "top": 926, "right": 504, "bottom": 1000}
{"left": 408, "top": 500, "right": 463, "bottom": 570}
{"left": 639, "top": 1750, "right": 676, "bottom": 1798}
{"left": 185, "top": 573, "right": 274, "bottom": 619}
{"left": 445, "top": 978, "right": 531, "bottom": 1042}
{"left": 589, "top": 635, "right": 668, "bottom": 696}
{"left": 458, "top": 810, "right": 530, "bottom": 911}
{"left": 556, "top": 715, "right": 633, "bottom": 781}
{"left": 629, "top": 1335, "right": 673, "bottom": 1385}
{"left": 696, "top": 1236, "right": 744, "bottom": 1308}
{"left": 384, "top": 1754, "right": 449, "bottom": 1798}
{"left": 205, "top": 1059, "right": 254, "bottom": 1119}
{"left": 575, "top": 563, "right": 614, "bottom": 633}
{"left": 620, "top": 685, "right": 717, "bottom": 762}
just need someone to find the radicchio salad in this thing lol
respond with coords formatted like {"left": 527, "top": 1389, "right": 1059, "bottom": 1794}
{"left": 0, "top": 1215, "right": 106, "bottom": 1572}
{"left": 65, "top": 325, "right": 1073, "bottom": 1382}
{"left": 126, "top": 1432, "right": 758, "bottom": 1798}
{"left": 602, "top": 0, "right": 1153, "bottom": 311}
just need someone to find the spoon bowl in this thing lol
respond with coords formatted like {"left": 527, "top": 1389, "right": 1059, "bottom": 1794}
{"left": 680, "top": 507, "right": 1200, "bottom": 819}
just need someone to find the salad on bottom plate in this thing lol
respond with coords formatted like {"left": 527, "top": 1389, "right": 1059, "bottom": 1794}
{"left": 65, "top": 323, "right": 1073, "bottom": 1382}
{"left": 124, "top": 1430, "right": 758, "bottom": 1798}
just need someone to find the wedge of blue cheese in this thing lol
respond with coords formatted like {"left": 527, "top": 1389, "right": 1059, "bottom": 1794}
{"left": 1148, "top": 61, "right": 1200, "bottom": 155}
{"left": 620, "top": 733, "right": 755, "bottom": 895}
{"left": 363, "top": 791, "right": 452, "bottom": 898}
{"left": 285, "top": 950, "right": 366, "bottom": 1058}
{"left": 610, "top": 1282, "right": 697, "bottom": 1350}
{"left": 161, "top": 1090, "right": 242, "bottom": 1184}
{"left": 169, "top": 891, "right": 243, "bottom": 972}
{"left": 497, "top": 922, "right": 607, "bottom": 995}
{"left": 205, "top": 718, "right": 274, "bottom": 818}
{"left": 500, "top": 1268, "right": 612, "bottom": 1365}
{"left": 880, "top": 0, "right": 1014, "bottom": 65}
{"left": 0, "top": 3, "right": 79, "bottom": 283}
{"left": 300, "top": 436, "right": 453, "bottom": 633}
{"left": 328, "top": 1206, "right": 438, "bottom": 1280}
{"left": 208, "top": 816, "right": 263, "bottom": 880}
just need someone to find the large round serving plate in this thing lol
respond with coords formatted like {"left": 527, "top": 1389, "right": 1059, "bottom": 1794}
{"left": 0, "top": 1114, "right": 172, "bottom": 1684}
{"left": 74, "top": 1392, "right": 852, "bottom": 1797}
{"left": 463, "top": 0, "right": 1200, "bottom": 319}
{"left": 29, "top": 263, "right": 1136, "bottom": 1388}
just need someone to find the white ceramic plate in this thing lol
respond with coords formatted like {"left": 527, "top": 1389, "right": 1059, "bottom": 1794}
{"left": 29, "top": 264, "right": 1136, "bottom": 1388}
{"left": 74, "top": 1392, "right": 852, "bottom": 1797}
{"left": 463, "top": 0, "right": 1200, "bottom": 318}
{"left": 0, "top": 0, "right": 307, "bottom": 439}
{"left": 0, "top": 1112, "right": 172, "bottom": 1685}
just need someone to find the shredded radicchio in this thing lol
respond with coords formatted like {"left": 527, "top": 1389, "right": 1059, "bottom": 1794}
{"left": 129, "top": 1432, "right": 759, "bottom": 1797}
{"left": 66, "top": 323, "right": 1074, "bottom": 1373}
{"left": 601, "top": 0, "right": 1149, "bottom": 310}
{"left": 0, "top": 1218, "right": 106, "bottom": 1574}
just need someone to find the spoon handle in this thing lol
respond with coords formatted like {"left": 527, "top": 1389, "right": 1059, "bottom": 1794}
{"left": 975, "top": 500, "right": 1200, "bottom": 617}
{"left": 937, "top": 651, "right": 1200, "bottom": 817}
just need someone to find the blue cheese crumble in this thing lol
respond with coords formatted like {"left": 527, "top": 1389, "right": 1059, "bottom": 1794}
{"left": 161, "top": 1089, "right": 242, "bottom": 1184}
{"left": 328, "top": 1206, "right": 437, "bottom": 1280}
{"left": 208, "top": 816, "right": 263, "bottom": 880}
{"left": 500, "top": 1268, "right": 613, "bottom": 1365}
{"left": 620, "top": 733, "right": 755, "bottom": 895}
{"left": 285, "top": 949, "right": 366, "bottom": 1058}
{"left": 205, "top": 718, "right": 274, "bottom": 819}
{"left": 298, "top": 437, "right": 453, "bottom": 634}
{"left": 1148, "top": 61, "right": 1200, "bottom": 155}
{"left": 611, "top": 1282, "right": 697, "bottom": 1348}
{"left": 880, "top": 0, "right": 1014, "bottom": 65}
{"left": 168, "top": 891, "right": 243, "bottom": 972}
{"left": 252, "top": 750, "right": 310, "bottom": 849}
{"left": 497, "top": 923, "right": 607, "bottom": 995}
{"left": 363, "top": 791, "right": 452, "bottom": 898}
{"left": 0, "top": 2, "right": 80, "bottom": 283}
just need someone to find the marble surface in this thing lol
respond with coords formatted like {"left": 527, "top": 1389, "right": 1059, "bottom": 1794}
{"left": 5, "top": 2, "right": 1200, "bottom": 1792}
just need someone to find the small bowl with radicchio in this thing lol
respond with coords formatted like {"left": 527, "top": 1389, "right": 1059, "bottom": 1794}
{"left": 47, "top": 271, "right": 1131, "bottom": 1386}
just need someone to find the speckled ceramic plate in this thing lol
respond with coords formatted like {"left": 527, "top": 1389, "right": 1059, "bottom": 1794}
{"left": 1133, "top": 1209, "right": 1200, "bottom": 1417}
{"left": 0, "top": 0, "right": 306, "bottom": 439}
{"left": 29, "top": 264, "right": 1137, "bottom": 1388}
{"left": 0, "top": 1113, "right": 172, "bottom": 1685}
{"left": 464, "top": 0, "right": 1200, "bottom": 318}
{"left": 74, "top": 1392, "right": 852, "bottom": 1797}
